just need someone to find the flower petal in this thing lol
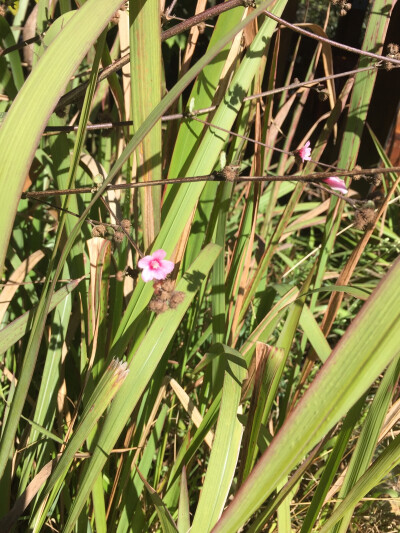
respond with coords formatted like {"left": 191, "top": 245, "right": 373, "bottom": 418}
{"left": 160, "top": 259, "right": 175, "bottom": 276}
{"left": 322, "top": 177, "right": 348, "bottom": 194}
{"left": 141, "top": 268, "right": 154, "bottom": 282}
{"left": 152, "top": 249, "right": 167, "bottom": 261}
{"left": 138, "top": 255, "right": 152, "bottom": 269}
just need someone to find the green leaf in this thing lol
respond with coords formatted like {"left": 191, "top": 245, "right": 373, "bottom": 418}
{"left": 191, "top": 344, "right": 247, "bottom": 532}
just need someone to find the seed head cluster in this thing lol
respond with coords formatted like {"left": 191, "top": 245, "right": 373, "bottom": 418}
{"left": 330, "top": 0, "right": 352, "bottom": 16}
{"left": 149, "top": 279, "right": 185, "bottom": 314}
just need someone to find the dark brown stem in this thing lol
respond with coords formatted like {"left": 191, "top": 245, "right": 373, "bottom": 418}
{"left": 21, "top": 167, "right": 400, "bottom": 199}
{"left": 0, "top": 35, "right": 43, "bottom": 57}
{"left": 161, "top": 0, "right": 245, "bottom": 42}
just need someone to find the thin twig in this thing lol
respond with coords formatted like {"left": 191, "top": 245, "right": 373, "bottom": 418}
{"left": 21, "top": 167, "right": 400, "bottom": 200}
{"left": 264, "top": 10, "right": 400, "bottom": 66}
{"left": 0, "top": 34, "right": 44, "bottom": 57}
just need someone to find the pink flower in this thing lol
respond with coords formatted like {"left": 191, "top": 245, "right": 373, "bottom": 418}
{"left": 138, "top": 249, "right": 174, "bottom": 282}
{"left": 322, "top": 177, "right": 348, "bottom": 195}
{"left": 298, "top": 141, "right": 312, "bottom": 162}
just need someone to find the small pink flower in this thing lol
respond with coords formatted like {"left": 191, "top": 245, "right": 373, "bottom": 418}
{"left": 138, "top": 249, "right": 174, "bottom": 282}
{"left": 298, "top": 141, "right": 312, "bottom": 162}
{"left": 322, "top": 177, "right": 348, "bottom": 195}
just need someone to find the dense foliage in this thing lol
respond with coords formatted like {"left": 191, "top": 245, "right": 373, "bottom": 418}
{"left": 0, "top": 1, "right": 399, "bottom": 531}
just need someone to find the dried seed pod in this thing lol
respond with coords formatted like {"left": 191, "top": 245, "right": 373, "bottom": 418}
{"left": 162, "top": 279, "right": 175, "bottom": 293}
{"left": 159, "top": 291, "right": 171, "bottom": 302}
{"left": 366, "top": 173, "right": 382, "bottom": 187}
{"left": 169, "top": 291, "right": 185, "bottom": 309}
{"left": 114, "top": 231, "right": 125, "bottom": 243}
{"left": 352, "top": 165, "right": 363, "bottom": 180}
{"left": 153, "top": 279, "right": 174, "bottom": 296}
{"left": 354, "top": 207, "right": 375, "bottom": 230}
{"left": 387, "top": 43, "right": 399, "bottom": 55}
{"left": 92, "top": 224, "right": 106, "bottom": 237}
{"left": 221, "top": 164, "right": 240, "bottom": 182}
{"left": 121, "top": 219, "right": 131, "bottom": 231}
{"left": 149, "top": 299, "right": 169, "bottom": 314}
{"left": 153, "top": 280, "right": 163, "bottom": 293}
{"left": 115, "top": 270, "right": 125, "bottom": 282}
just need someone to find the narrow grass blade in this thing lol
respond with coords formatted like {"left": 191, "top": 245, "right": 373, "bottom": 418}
{"left": 0, "top": 15, "right": 24, "bottom": 91}
{"left": 238, "top": 344, "right": 285, "bottom": 484}
{"left": 299, "top": 305, "right": 331, "bottom": 363}
{"left": 130, "top": 0, "right": 162, "bottom": 248}
{"left": 27, "top": 359, "right": 128, "bottom": 532}
{"left": 299, "top": 395, "right": 366, "bottom": 533}
{"left": 178, "top": 466, "right": 190, "bottom": 533}
{"left": 191, "top": 345, "right": 246, "bottom": 532}
{"left": 115, "top": 404, "right": 168, "bottom": 532}
{"left": 137, "top": 469, "right": 179, "bottom": 533}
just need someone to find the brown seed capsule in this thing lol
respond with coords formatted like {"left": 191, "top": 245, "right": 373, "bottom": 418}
{"left": 121, "top": 219, "right": 131, "bottom": 230}
{"left": 92, "top": 224, "right": 106, "bottom": 237}
{"left": 387, "top": 43, "right": 399, "bottom": 55}
{"left": 364, "top": 173, "right": 382, "bottom": 187}
{"left": 352, "top": 165, "right": 365, "bottom": 181}
{"left": 153, "top": 279, "right": 174, "bottom": 298}
{"left": 149, "top": 299, "right": 169, "bottom": 314}
{"left": 354, "top": 207, "right": 375, "bottom": 230}
{"left": 221, "top": 164, "right": 240, "bottom": 182}
{"left": 159, "top": 290, "right": 171, "bottom": 302}
{"left": 114, "top": 231, "right": 125, "bottom": 243}
{"left": 383, "top": 60, "right": 394, "bottom": 71}
{"left": 115, "top": 270, "right": 125, "bottom": 282}
{"left": 169, "top": 291, "right": 185, "bottom": 308}
{"left": 162, "top": 279, "right": 175, "bottom": 293}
